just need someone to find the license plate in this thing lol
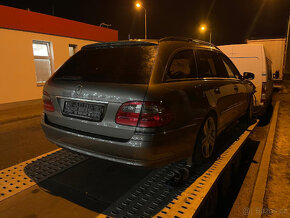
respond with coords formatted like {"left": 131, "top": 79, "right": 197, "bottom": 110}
{"left": 63, "top": 100, "right": 105, "bottom": 121}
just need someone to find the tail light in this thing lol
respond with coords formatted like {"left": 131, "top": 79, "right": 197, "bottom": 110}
{"left": 115, "top": 101, "right": 172, "bottom": 128}
{"left": 261, "top": 82, "right": 267, "bottom": 103}
{"left": 43, "top": 91, "right": 55, "bottom": 112}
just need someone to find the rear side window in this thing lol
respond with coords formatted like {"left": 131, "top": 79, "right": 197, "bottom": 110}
{"left": 196, "top": 50, "right": 228, "bottom": 78}
{"left": 53, "top": 46, "right": 157, "bottom": 84}
{"left": 166, "top": 50, "right": 197, "bottom": 80}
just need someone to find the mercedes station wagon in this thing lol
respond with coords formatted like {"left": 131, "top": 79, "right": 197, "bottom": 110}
{"left": 41, "top": 37, "right": 255, "bottom": 167}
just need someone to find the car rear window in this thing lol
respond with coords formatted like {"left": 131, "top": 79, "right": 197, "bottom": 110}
{"left": 53, "top": 45, "right": 157, "bottom": 84}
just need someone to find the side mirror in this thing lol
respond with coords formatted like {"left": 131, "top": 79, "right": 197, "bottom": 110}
{"left": 273, "top": 70, "right": 279, "bottom": 79}
{"left": 243, "top": 72, "right": 255, "bottom": 80}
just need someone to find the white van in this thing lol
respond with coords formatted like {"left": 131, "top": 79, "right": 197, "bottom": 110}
{"left": 218, "top": 44, "right": 273, "bottom": 115}
{"left": 247, "top": 38, "right": 286, "bottom": 88}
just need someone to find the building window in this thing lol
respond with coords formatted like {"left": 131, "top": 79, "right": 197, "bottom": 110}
{"left": 69, "top": 44, "right": 77, "bottom": 57}
{"left": 32, "top": 40, "right": 53, "bottom": 85}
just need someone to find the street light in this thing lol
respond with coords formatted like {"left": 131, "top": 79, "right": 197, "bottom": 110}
{"left": 199, "top": 24, "right": 212, "bottom": 44}
{"left": 135, "top": 2, "right": 147, "bottom": 39}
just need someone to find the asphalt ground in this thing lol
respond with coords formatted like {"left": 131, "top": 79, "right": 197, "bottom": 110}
{"left": 262, "top": 81, "right": 290, "bottom": 217}
{"left": 0, "top": 117, "right": 57, "bottom": 170}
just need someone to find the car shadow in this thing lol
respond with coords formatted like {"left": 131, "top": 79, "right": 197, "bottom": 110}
{"left": 26, "top": 156, "right": 154, "bottom": 212}
{"left": 218, "top": 137, "right": 260, "bottom": 217}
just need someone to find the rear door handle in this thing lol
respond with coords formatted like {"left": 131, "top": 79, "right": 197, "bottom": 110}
{"left": 234, "top": 85, "right": 238, "bottom": 92}
{"left": 214, "top": 87, "right": 220, "bottom": 94}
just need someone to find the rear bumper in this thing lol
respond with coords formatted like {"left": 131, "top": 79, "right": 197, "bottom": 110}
{"left": 273, "top": 79, "right": 283, "bottom": 88}
{"left": 41, "top": 114, "right": 198, "bottom": 167}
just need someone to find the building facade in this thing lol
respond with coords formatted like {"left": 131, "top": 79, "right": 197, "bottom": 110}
{"left": 0, "top": 5, "right": 118, "bottom": 104}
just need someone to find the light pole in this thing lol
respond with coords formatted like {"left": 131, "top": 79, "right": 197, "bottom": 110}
{"left": 199, "top": 25, "right": 212, "bottom": 44}
{"left": 136, "top": 2, "right": 147, "bottom": 39}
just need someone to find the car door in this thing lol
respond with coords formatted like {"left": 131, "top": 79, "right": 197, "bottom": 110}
{"left": 196, "top": 50, "right": 237, "bottom": 131}
{"left": 158, "top": 48, "right": 205, "bottom": 129}
{"left": 219, "top": 54, "right": 249, "bottom": 119}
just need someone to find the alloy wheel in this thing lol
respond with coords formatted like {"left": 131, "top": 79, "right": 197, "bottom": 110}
{"left": 201, "top": 116, "right": 216, "bottom": 158}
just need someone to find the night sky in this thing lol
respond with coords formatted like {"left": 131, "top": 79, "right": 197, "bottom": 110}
{"left": 0, "top": 0, "right": 289, "bottom": 45}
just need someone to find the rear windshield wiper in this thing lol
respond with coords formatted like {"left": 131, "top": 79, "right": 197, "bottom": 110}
{"left": 53, "top": 75, "right": 83, "bottom": 81}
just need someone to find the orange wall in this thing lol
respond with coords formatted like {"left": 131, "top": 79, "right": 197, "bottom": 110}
{"left": 0, "top": 5, "right": 118, "bottom": 42}
{"left": 0, "top": 28, "right": 98, "bottom": 104}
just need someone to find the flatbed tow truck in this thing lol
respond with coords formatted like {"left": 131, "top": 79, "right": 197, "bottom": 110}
{"left": 0, "top": 118, "right": 260, "bottom": 218}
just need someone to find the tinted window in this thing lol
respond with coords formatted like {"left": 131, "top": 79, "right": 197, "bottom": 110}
{"left": 196, "top": 50, "right": 228, "bottom": 78}
{"left": 220, "top": 55, "right": 241, "bottom": 79}
{"left": 53, "top": 46, "right": 157, "bottom": 84}
{"left": 166, "top": 50, "right": 197, "bottom": 80}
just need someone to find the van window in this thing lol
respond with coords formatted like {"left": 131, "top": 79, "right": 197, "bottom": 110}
{"left": 166, "top": 50, "right": 197, "bottom": 80}
{"left": 53, "top": 46, "right": 157, "bottom": 84}
{"left": 196, "top": 50, "right": 228, "bottom": 78}
{"left": 220, "top": 55, "right": 241, "bottom": 79}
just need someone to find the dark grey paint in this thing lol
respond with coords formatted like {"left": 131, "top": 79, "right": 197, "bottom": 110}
{"left": 41, "top": 39, "right": 254, "bottom": 167}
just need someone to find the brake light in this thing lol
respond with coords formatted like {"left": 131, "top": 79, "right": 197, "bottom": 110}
{"left": 138, "top": 102, "right": 172, "bottom": 127}
{"left": 115, "top": 101, "right": 172, "bottom": 128}
{"left": 43, "top": 91, "right": 55, "bottom": 112}
{"left": 115, "top": 102, "right": 142, "bottom": 126}
{"left": 261, "top": 82, "right": 267, "bottom": 103}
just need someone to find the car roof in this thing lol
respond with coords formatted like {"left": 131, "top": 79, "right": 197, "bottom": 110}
{"left": 82, "top": 37, "right": 220, "bottom": 51}
{"left": 82, "top": 40, "right": 158, "bottom": 49}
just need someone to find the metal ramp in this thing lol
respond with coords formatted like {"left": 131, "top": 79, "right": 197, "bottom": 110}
{"left": 99, "top": 120, "right": 259, "bottom": 218}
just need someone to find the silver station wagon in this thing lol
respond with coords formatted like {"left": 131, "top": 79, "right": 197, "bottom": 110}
{"left": 41, "top": 37, "right": 255, "bottom": 167}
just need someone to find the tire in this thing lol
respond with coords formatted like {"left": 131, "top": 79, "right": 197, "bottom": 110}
{"left": 193, "top": 115, "right": 217, "bottom": 164}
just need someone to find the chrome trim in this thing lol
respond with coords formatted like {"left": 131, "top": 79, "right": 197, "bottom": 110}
{"left": 164, "top": 77, "right": 241, "bottom": 82}
{"left": 221, "top": 101, "right": 245, "bottom": 115}
{"left": 56, "top": 96, "right": 109, "bottom": 104}
{"left": 201, "top": 77, "right": 241, "bottom": 81}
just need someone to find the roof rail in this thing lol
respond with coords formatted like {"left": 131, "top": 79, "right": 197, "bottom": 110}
{"left": 159, "top": 36, "right": 194, "bottom": 42}
{"left": 159, "top": 36, "right": 220, "bottom": 50}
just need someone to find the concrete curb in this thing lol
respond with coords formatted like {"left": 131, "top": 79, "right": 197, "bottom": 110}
{"left": 247, "top": 101, "right": 280, "bottom": 218}
{"left": 0, "top": 99, "right": 42, "bottom": 125}
{"left": 0, "top": 114, "right": 41, "bottom": 125}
